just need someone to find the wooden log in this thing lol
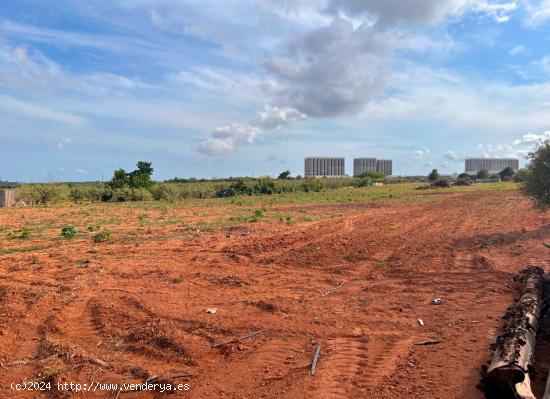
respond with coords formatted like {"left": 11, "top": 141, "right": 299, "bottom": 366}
{"left": 310, "top": 345, "right": 321, "bottom": 376}
{"left": 483, "top": 266, "right": 544, "bottom": 399}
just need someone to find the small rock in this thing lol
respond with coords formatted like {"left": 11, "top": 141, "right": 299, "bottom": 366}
{"left": 417, "top": 319, "right": 425, "bottom": 327}
{"left": 431, "top": 298, "right": 443, "bottom": 305}
{"left": 205, "top": 308, "right": 217, "bottom": 314}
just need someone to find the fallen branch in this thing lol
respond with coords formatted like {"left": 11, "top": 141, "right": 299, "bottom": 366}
{"left": 414, "top": 339, "right": 442, "bottom": 346}
{"left": 310, "top": 345, "right": 321, "bottom": 376}
{"left": 322, "top": 281, "right": 345, "bottom": 297}
{"left": 212, "top": 329, "right": 268, "bottom": 348}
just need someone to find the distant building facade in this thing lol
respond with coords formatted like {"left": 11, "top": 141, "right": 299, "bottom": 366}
{"left": 465, "top": 158, "right": 519, "bottom": 174}
{"left": 376, "top": 160, "right": 393, "bottom": 176}
{"left": 353, "top": 158, "right": 377, "bottom": 176}
{"left": 304, "top": 157, "right": 345, "bottom": 177}
{"left": 353, "top": 158, "right": 393, "bottom": 176}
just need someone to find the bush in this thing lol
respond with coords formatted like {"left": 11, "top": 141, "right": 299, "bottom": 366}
{"left": 277, "top": 170, "right": 291, "bottom": 179}
{"left": 524, "top": 140, "right": 550, "bottom": 209}
{"left": 454, "top": 176, "right": 472, "bottom": 186}
{"left": 149, "top": 184, "right": 177, "bottom": 201}
{"left": 300, "top": 178, "right": 324, "bottom": 192}
{"left": 499, "top": 166, "right": 515, "bottom": 181}
{"left": 513, "top": 168, "right": 529, "bottom": 183}
{"left": 92, "top": 230, "right": 111, "bottom": 243}
{"left": 477, "top": 169, "right": 489, "bottom": 179}
{"left": 110, "top": 188, "right": 153, "bottom": 202}
{"left": 61, "top": 225, "right": 76, "bottom": 239}
{"left": 432, "top": 178, "right": 450, "bottom": 187}
{"left": 253, "top": 178, "right": 278, "bottom": 195}
{"left": 357, "top": 171, "right": 385, "bottom": 179}
{"left": 15, "top": 184, "right": 69, "bottom": 205}
{"left": 356, "top": 176, "right": 373, "bottom": 187}
{"left": 214, "top": 186, "right": 235, "bottom": 198}
{"left": 428, "top": 169, "right": 439, "bottom": 182}
{"left": 69, "top": 188, "right": 84, "bottom": 203}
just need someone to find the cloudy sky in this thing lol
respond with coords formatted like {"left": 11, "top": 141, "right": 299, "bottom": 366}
{"left": 2, "top": 0, "right": 550, "bottom": 181}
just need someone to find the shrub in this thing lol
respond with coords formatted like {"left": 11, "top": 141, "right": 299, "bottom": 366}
{"left": 356, "top": 176, "right": 373, "bottom": 187}
{"left": 454, "top": 176, "right": 472, "bottom": 186}
{"left": 277, "top": 170, "right": 291, "bottom": 179}
{"left": 428, "top": 169, "right": 439, "bottom": 182}
{"left": 61, "top": 225, "right": 76, "bottom": 239}
{"left": 499, "top": 166, "right": 515, "bottom": 181}
{"left": 254, "top": 209, "right": 265, "bottom": 219}
{"left": 15, "top": 184, "right": 69, "bottom": 205}
{"left": 300, "top": 178, "right": 324, "bottom": 192}
{"left": 230, "top": 179, "right": 253, "bottom": 195}
{"left": 432, "top": 178, "right": 450, "bottom": 187}
{"left": 524, "top": 140, "right": 550, "bottom": 209}
{"left": 111, "top": 188, "right": 153, "bottom": 202}
{"left": 513, "top": 168, "right": 530, "bottom": 183}
{"left": 92, "top": 230, "right": 111, "bottom": 243}
{"left": 214, "top": 186, "right": 235, "bottom": 198}
{"left": 69, "top": 188, "right": 84, "bottom": 203}
{"left": 253, "top": 178, "right": 278, "bottom": 195}
{"left": 357, "top": 171, "right": 385, "bottom": 179}
{"left": 150, "top": 184, "right": 177, "bottom": 201}
{"left": 476, "top": 169, "right": 489, "bottom": 179}
{"left": 85, "top": 184, "right": 105, "bottom": 202}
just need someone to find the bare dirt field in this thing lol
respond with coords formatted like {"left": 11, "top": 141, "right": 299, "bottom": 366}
{"left": 1, "top": 184, "right": 549, "bottom": 398}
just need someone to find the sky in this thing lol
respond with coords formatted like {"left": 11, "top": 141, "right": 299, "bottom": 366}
{"left": 2, "top": 0, "right": 550, "bottom": 181}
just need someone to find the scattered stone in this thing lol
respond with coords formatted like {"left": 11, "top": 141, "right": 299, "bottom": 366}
{"left": 205, "top": 308, "right": 217, "bottom": 314}
{"left": 417, "top": 319, "right": 425, "bottom": 327}
{"left": 431, "top": 298, "right": 443, "bottom": 305}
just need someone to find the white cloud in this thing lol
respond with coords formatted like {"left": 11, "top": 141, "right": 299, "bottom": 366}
{"left": 75, "top": 168, "right": 87, "bottom": 174}
{"left": 325, "top": 0, "right": 517, "bottom": 25}
{"left": 414, "top": 148, "right": 431, "bottom": 159}
{"left": 0, "top": 95, "right": 83, "bottom": 125}
{"left": 444, "top": 150, "right": 461, "bottom": 161}
{"left": 524, "top": 0, "right": 550, "bottom": 26}
{"left": 197, "top": 138, "right": 235, "bottom": 155}
{"left": 198, "top": 106, "right": 306, "bottom": 155}
{"left": 513, "top": 131, "right": 550, "bottom": 145}
{"left": 509, "top": 44, "right": 526, "bottom": 56}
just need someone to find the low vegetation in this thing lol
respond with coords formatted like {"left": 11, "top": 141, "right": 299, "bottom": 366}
{"left": 524, "top": 139, "right": 550, "bottom": 210}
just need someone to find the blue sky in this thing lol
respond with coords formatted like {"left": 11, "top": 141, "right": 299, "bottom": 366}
{"left": 2, "top": 0, "right": 550, "bottom": 181}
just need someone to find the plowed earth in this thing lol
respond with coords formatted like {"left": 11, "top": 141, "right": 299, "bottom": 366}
{"left": 0, "top": 186, "right": 549, "bottom": 398}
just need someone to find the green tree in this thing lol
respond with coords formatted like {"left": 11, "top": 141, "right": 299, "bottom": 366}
{"left": 129, "top": 161, "right": 154, "bottom": 189}
{"left": 110, "top": 168, "right": 129, "bottom": 189}
{"left": 524, "top": 140, "right": 550, "bottom": 209}
{"left": 476, "top": 168, "right": 489, "bottom": 179}
{"left": 499, "top": 166, "right": 515, "bottom": 181}
{"left": 277, "top": 170, "right": 291, "bottom": 179}
{"left": 428, "top": 169, "right": 439, "bottom": 182}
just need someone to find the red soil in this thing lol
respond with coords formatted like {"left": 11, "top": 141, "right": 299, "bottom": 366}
{"left": 0, "top": 188, "right": 549, "bottom": 398}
